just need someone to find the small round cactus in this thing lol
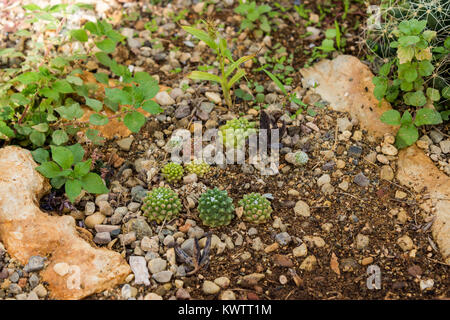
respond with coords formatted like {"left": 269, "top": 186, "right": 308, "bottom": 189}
{"left": 185, "top": 160, "right": 210, "bottom": 177}
{"left": 161, "top": 162, "right": 184, "bottom": 183}
{"left": 142, "top": 187, "right": 182, "bottom": 223}
{"left": 198, "top": 187, "right": 235, "bottom": 227}
{"left": 218, "top": 118, "right": 257, "bottom": 148}
{"left": 295, "top": 151, "right": 309, "bottom": 165}
{"left": 239, "top": 193, "right": 272, "bottom": 224}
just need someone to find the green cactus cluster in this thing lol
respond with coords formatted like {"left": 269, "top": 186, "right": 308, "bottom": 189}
{"left": 185, "top": 160, "right": 210, "bottom": 177}
{"left": 161, "top": 162, "right": 184, "bottom": 183}
{"left": 142, "top": 187, "right": 182, "bottom": 224}
{"left": 218, "top": 118, "right": 257, "bottom": 148}
{"left": 295, "top": 151, "right": 309, "bottom": 166}
{"left": 239, "top": 193, "right": 272, "bottom": 224}
{"left": 198, "top": 187, "right": 235, "bottom": 227}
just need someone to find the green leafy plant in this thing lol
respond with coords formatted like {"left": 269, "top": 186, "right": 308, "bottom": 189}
{"left": 142, "top": 187, "right": 182, "bottom": 224}
{"left": 234, "top": 1, "right": 275, "bottom": 36}
{"left": 198, "top": 187, "right": 235, "bottom": 227}
{"left": 0, "top": 7, "right": 162, "bottom": 147}
{"left": 372, "top": 18, "right": 448, "bottom": 148}
{"left": 218, "top": 117, "right": 257, "bottom": 148}
{"left": 185, "top": 160, "right": 210, "bottom": 177}
{"left": 34, "top": 144, "right": 108, "bottom": 202}
{"left": 161, "top": 162, "right": 184, "bottom": 183}
{"left": 239, "top": 193, "right": 272, "bottom": 224}
{"left": 306, "top": 20, "right": 344, "bottom": 66}
{"left": 182, "top": 21, "right": 254, "bottom": 108}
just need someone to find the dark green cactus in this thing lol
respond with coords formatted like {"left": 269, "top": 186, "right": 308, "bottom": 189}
{"left": 239, "top": 193, "right": 272, "bottom": 224}
{"left": 142, "top": 187, "right": 182, "bottom": 223}
{"left": 161, "top": 162, "right": 184, "bottom": 183}
{"left": 198, "top": 187, "right": 235, "bottom": 227}
{"left": 185, "top": 160, "right": 210, "bottom": 177}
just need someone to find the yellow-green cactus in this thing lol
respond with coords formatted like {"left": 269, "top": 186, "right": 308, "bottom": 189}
{"left": 239, "top": 193, "right": 272, "bottom": 224}
{"left": 185, "top": 160, "right": 210, "bottom": 177}
{"left": 142, "top": 187, "right": 182, "bottom": 223}
{"left": 161, "top": 162, "right": 184, "bottom": 183}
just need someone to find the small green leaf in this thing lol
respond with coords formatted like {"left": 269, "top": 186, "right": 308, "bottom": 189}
{"left": 86, "top": 129, "right": 105, "bottom": 145}
{"left": 66, "top": 75, "right": 83, "bottom": 86}
{"left": 31, "top": 148, "right": 50, "bottom": 164}
{"left": 52, "top": 80, "right": 73, "bottom": 93}
{"left": 442, "top": 86, "right": 450, "bottom": 99}
{"left": 30, "top": 131, "right": 46, "bottom": 146}
{"left": 36, "top": 161, "right": 64, "bottom": 178}
{"left": 94, "top": 72, "right": 109, "bottom": 84}
{"left": 395, "top": 124, "right": 418, "bottom": 149}
{"left": 85, "top": 98, "right": 103, "bottom": 112}
{"left": 71, "top": 29, "right": 88, "bottom": 42}
{"left": 418, "top": 60, "right": 434, "bottom": 76}
{"left": 404, "top": 91, "right": 427, "bottom": 107}
{"left": 188, "top": 71, "right": 222, "bottom": 83}
{"left": 81, "top": 172, "right": 109, "bottom": 194}
{"left": 51, "top": 176, "right": 67, "bottom": 189}
{"left": 105, "top": 88, "right": 132, "bottom": 105}
{"left": 73, "top": 159, "right": 92, "bottom": 178}
{"left": 401, "top": 110, "right": 413, "bottom": 125}
{"left": 142, "top": 100, "right": 163, "bottom": 114}
{"left": 124, "top": 111, "right": 146, "bottom": 133}
{"left": 426, "top": 88, "right": 440, "bottom": 101}
{"left": 95, "top": 52, "right": 112, "bottom": 67}
{"left": 51, "top": 145, "right": 74, "bottom": 170}
{"left": 66, "top": 144, "right": 85, "bottom": 163}
{"left": 89, "top": 113, "right": 109, "bottom": 125}
{"left": 380, "top": 110, "right": 401, "bottom": 126}
{"left": 52, "top": 130, "right": 69, "bottom": 145}
{"left": 95, "top": 38, "right": 116, "bottom": 53}
{"left": 31, "top": 123, "right": 49, "bottom": 133}
{"left": 263, "top": 69, "right": 287, "bottom": 95}
{"left": 66, "top": 179, "right": 82, "bottom": 203}
{"left": 15, "top": 72, "right": 40, "bottom": 85}
{"left": 414, "top": 108, "right": 442, "bottom": 126}
{"left": 182, "top": 26, "right": 217, "bottom": 51}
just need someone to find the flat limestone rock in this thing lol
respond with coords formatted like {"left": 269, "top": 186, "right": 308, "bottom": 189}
{"left": 397, "top": 146, "right": 450, "bottom": 264}
{"left": 300, "top": 55, "right": 395, "bottom": 138}
{"left": 301, "top": 55, "right": 450, "bottom": 264}
{"left": 78, "top": 71, "right": 170, "bottom": 139}
{"left": 0, "top": 146, "right": 131, "bottom": 299}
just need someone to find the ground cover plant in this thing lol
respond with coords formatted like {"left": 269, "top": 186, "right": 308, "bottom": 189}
{"left": 0, "top": 0, "right": 448, "bottom": 302}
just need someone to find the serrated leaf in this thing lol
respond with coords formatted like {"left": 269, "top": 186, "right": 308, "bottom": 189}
{"left": 52, "top": 130, "right": 68, "bottom": 145}
{"left": 397, "top": 46, "right": 414, "bottom": 64}
{"left": 95, "top": 52, "right": 112, "bottom": 67}
{"left": 414, "top": 108, "right": 442, "bottom": 126}
{"left": 142, "top": 100, "right": 163, "bottom": 114}
{"left": 31, "top": 148, "right": 49, "bottom": 164}
{"left": 51, "top": 176, "right": 67, "bottom": 189}
{"left": 105, "top": 88, "right": 132, "bottom": 105}
{"left": 81, "top": 172, "right": 109, "bottom": 194}
{"left": 426, "top": 88, "right": 440, "bottom": 101}
{"left": 89, "top": 113, "right": 109, "bottom": 125}
{"left": 380, "top": 110, "right": 401, "bottom": 126}
{"left": 36, "top": 161, "right": 63, "bottom": 178}
{"left": 94, "top": 72, "right": 109, "bottom": 84}
{"left": 15, "top": 72, "right": 40, "bottom": 85}
{"left": 51, "top": 145, "right": 74, "bottom": 170}
{"left": 95, "top": 38, "right": 116, "bottom": 53}
{"left": 71, "top": 29, "right": 88, "bottom": 42}
{"left": 124, "top": 111, "right": 146, "bottom": 133}
{"left": 85, "top": 98, "right": 103, "bottom": 112}
{"left": 52, "top": 80, "right": 73, "bottom": 93}
{"left": 29, "top": 130, "right": 46, "bottom": 146}
{"left": 404, "top": 91, "right": 427, "bottom": 107}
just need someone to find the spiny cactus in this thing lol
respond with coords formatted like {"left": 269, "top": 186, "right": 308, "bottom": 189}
{"left": 185, "top": 160, "right": 210, "bottom": 177}
{"left": 239, "top": 193, "right": 272, "bottom": 224}
{"left": 295, "top": 151, "right": 309, "bottom": 165}
{"left": 142, "top": 187, "right": 182, "bottom": 224}
{"left": 198, "top": 187, "right": 235, "bottom": 227}
{"left": 218, "top": 118, "right": 257, "bottom": 148}
{"left": 161, "top": 162, "right": 184, "bottom": 183}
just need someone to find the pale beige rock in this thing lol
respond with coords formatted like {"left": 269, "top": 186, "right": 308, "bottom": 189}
{"left": 300, "top": 55, "right": 395, "bottom": 138}
{"left": 0, "top": 146, "right": 131, "bottom": 299}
